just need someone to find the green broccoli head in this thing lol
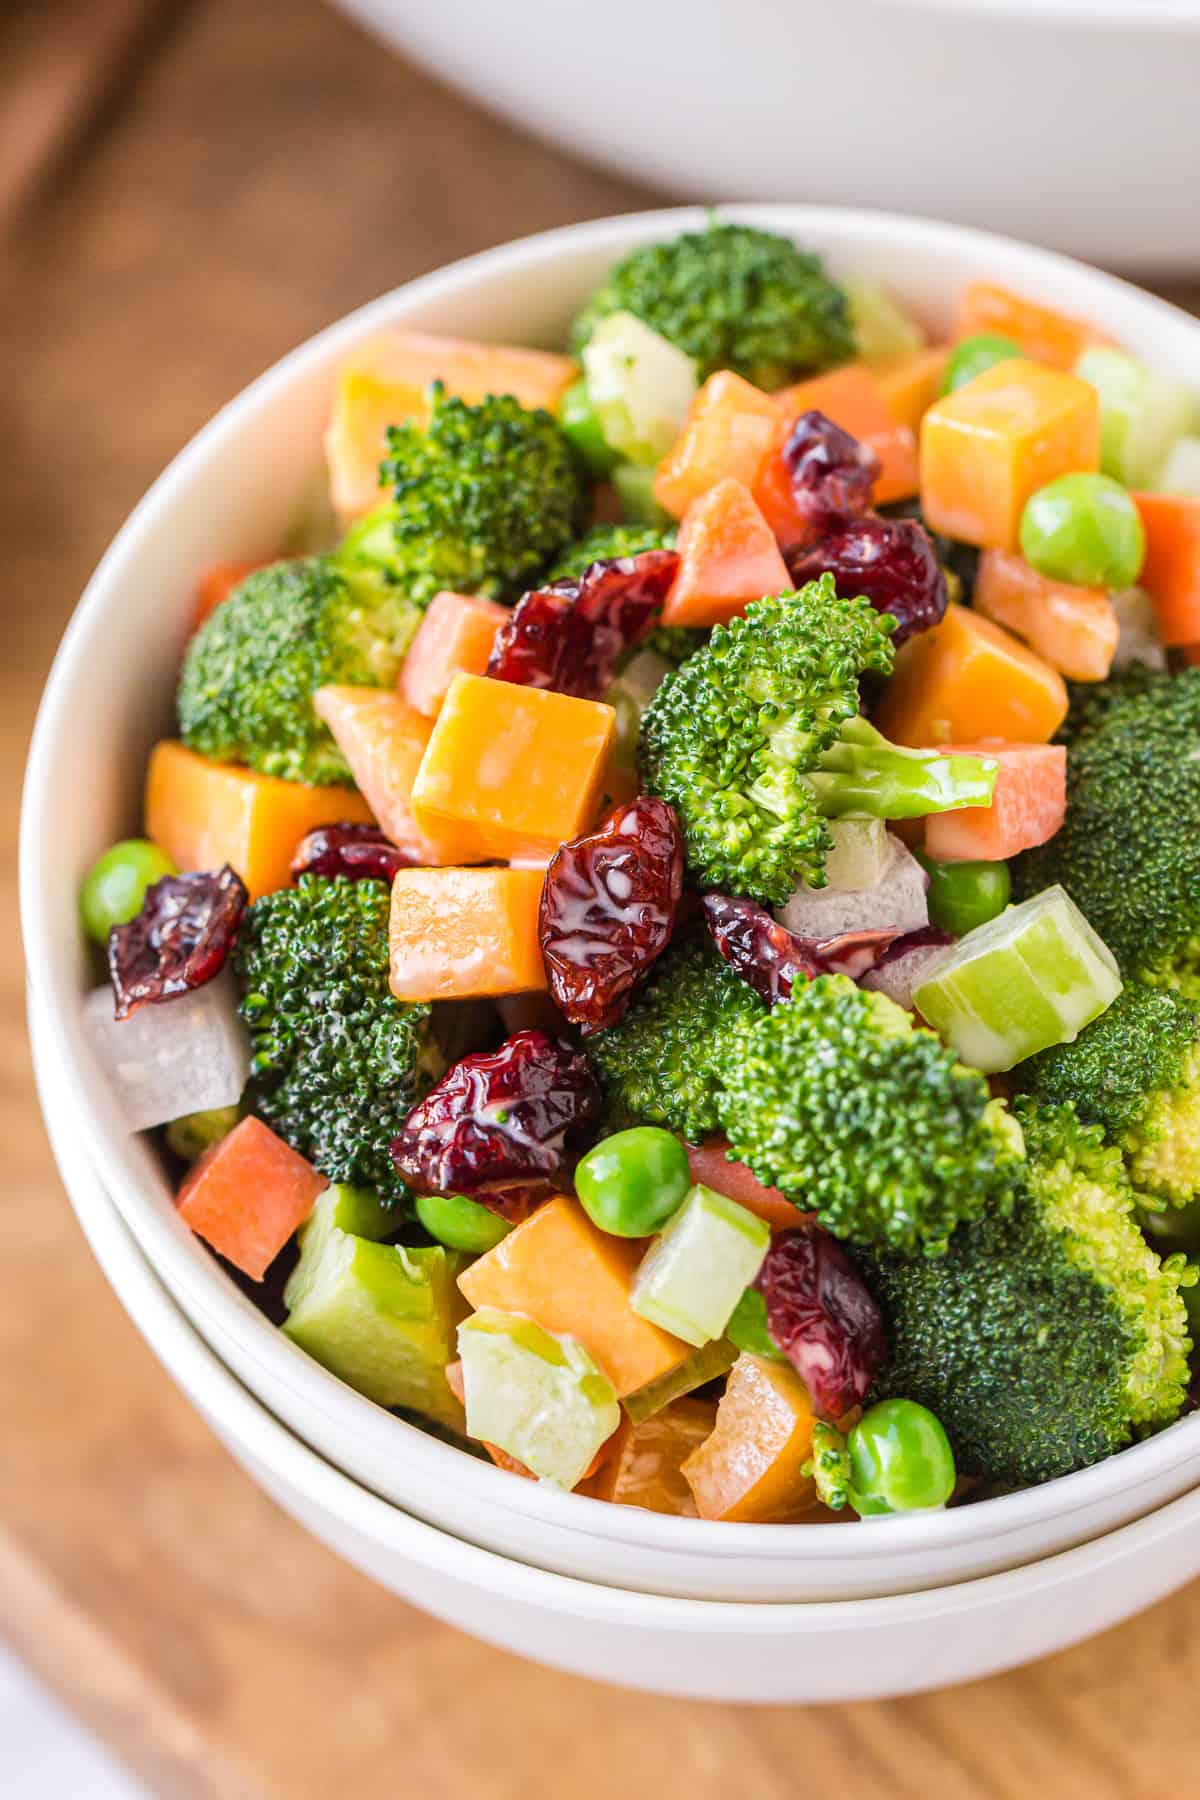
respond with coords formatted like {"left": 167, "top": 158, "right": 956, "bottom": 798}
{"left": 638, "top": 577, "right": 997, "bottom": 902}
{"left": 235, "top": 875, "right": 441, "bottom": 1205}
{"left": 1014, "top": 667, "right": 1200, "bottom": 994}
{"left": 585, "top": 930, "right": 764, "bottom": 1143}
{"left": 570, "top": 222, "right": 854, "bottom": 388}
{"left": 1021, "top": 982, "right": 1200, "bottom": 1208}
{"left": 546, "top": 522, "right": 676, "bottom": 582}
{"left": 718, "top": 975, "right": 1023, "bottom": 1255}
{"left": 177, "top": 556, "right": 421, "bottom": 785}
{"left": 863, "top": 1101, "right": 1194, "bottom": 1486}
{"left": 347, "top": 384, "right": 588, "bottom": 605}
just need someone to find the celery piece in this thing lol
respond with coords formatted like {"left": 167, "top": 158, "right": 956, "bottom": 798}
{"left": 821, "top": 817, "right": 892, "bottom": 892}
{"left": 1075, "top": 348, "right": 1199, "bottom": 490}
{"left": 631, "top": 1185, "right": 770, "bottom": 1348}
{"left": 846, "top": 279, "right": 926, "bottom": 362}
{"left": 608, "top": 648, "right": 674, "bottom": 770}
{"left": 457, "top": 1308, "right": 620, "bottom": 1488}
{"left": 582, "top": 311, "right": 698, "bottom": 467}
{"left": 613, "top": 460, "right": 673, "bottom": 526}
{"left": 283, "top": 1183, "right": 395, "bottom": 1313}
{"left": 913, "top": 885, "right": 1122, "bottom": 1073}
{"left": 623, "top": 1336, "right": 738, "bottom": 1425}
{"left": 1159, "top": 435, "right": 1200, "bottom": 497}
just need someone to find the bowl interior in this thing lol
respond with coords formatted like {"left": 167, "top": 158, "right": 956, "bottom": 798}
{"left": 23, "top": 204, "right": 1200, "bottom": 1570}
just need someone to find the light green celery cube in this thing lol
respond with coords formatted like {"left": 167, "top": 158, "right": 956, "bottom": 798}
{"left": 1160, "top": 435, "right": 1200, "bottom": 497}
{"left": 631, "top": 1184, "right": 771, "bottom": 1348}
{"left": 845, "top": 279, "right": 926, "bottom": 361}
{"left": 457, "top": 1309, "right": 619, "bottom": 1488}
{"left": 283, "top": 1182, "right": 395, "bottom": 1314}
{"left": 284, "top": 1235, "right": 464, "bottom": 1430}
{"left": 1075, "top": 347, "right": 1199, "bottom": 489}
{"left": 823, "top": 817, "right": 891, "bottom": 891}
{"left": 914, "top": 885, "right": 1122, "bottom": 1073}
{"left": 623, "top": 1336, "right": 738, "bottom": 1425}
{"left": 583, "top": 311, "right": 698, "bottom": 467}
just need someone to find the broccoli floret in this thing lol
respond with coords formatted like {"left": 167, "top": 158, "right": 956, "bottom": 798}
{"left": 235, "top": 876, "right": 441, "bottom": 1205}
{"left": 570, "top": 222, "right": 854, "bottom": 388}
{"left": 1013, "top": 666, "right": 1200, "bottom": 993}
{"left": 177, "top": 556, "right": 420, "bottom": 785}
{"left": 1021, "top": 983, "right": 1200, "bottom": 1208}
{"left": 863, "top": 1102, "right": 1194, "bottom": 1485}
{"left": 585, "top": 931, "right": 764, "bottom": 1142}
{"left": 345, "top": 384, "right": 588, "bottom": 605}
{"left": 805, "top": 1420, "right": 851, "bottom": 1510}
{"left": 546, "top": 522, "right": 676, "bottom": 582}
{"left": 639, "top": 577, "right": 998, "bottom": 902}
{"left": 718, "top": 975, "right": 1022, "bottom": 1255}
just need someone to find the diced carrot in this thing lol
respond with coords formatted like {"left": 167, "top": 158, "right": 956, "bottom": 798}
{"left": 922, "top": 741, "right": 1066, "bottom": 862}
{"left": 412, "top": 673, "right": 615, "bottom": 861}
{"left": 870, "top": 346, "right": 951, "bottom": 435}
{"left": 956, "top": 282, "right": 1112, "bottom": 371}
{"left": 400, "top": 591, "right": 509, "bottom": 717}
{"left": 325, "top": 331, "right": 579, "bottom": 516}
{"left": 388, "top": 867, "right": 547, "bottom": 1001}
{"left": 681, "top": 1353, "right": 818, "bottom": 1522}
{"left": 685, "top": 1140, "right": 802, "bottom": 1232}
{"left": 457, "top": 1196, "right": 688, "bottom": 1398}
{"left": 1132, "top": 492, "right": 1200, "bottom": 646}
{"left": 974, "top": 549, "right": 1118, "bottom": 681}
{"left": 920, "top": 359, "right": 1100, "bottom": 550}
{"left": 177, "top": 1117, "right": 326, "bottom": 1281}
{"left": 661, "top": 479, "right": 791, "bottom": 627}
{"left": 872, "top": 605, "right": 1069, "bottom": 747}
{"left": 580, "top": 1398, "right": 717, "bottom": 1514}
{"left": 653, "top": 372, "right": 780, "bottom": 520}
{"left": 193, "top": 559, "right": 264, "bottom": 629}
{"left": 144, "top": 741, "right": 373, "bottom": 902}
{"left": 313, "top": 686, "right": 483, "bottom": 864}
{"left": 773, "top": 363, "right": 921, "bottom": 507}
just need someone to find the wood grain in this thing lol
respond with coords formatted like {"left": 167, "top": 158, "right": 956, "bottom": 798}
{"left": 4, "top": 1, "right": 1200, "bottom": 1794}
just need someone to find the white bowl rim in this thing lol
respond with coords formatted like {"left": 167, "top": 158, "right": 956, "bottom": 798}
{"left": 876, "top": 0, "right": 1200, "bottom": 31}
{"left": 22, "top": 200, "right": 1200, "bottom": 1566}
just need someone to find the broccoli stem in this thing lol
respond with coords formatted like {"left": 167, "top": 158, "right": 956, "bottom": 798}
{"left": 809, "top": 719, "right": 998, "bottom": 820}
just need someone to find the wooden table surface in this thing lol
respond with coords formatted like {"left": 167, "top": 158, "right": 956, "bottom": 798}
{"left": 6, "top": 3, "right": 1200, "bottom": 1794}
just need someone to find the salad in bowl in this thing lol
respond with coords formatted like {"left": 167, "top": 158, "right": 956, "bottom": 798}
{"left": 74, "top": 219, "right": 1200, "bottom": 1526}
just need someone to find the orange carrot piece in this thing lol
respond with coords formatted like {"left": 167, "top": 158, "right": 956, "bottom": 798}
{"left": 193, "top": 558, "right": 264, "bottom": 629}
{"left": 872, "top": 605, "right": 1069, "bottom": 747}
{"left": 870, "top": 346, "right": 951, "bottom": 435}
{"left": 922, "top": 742, "right": 1066, "bottom": 862}
{"left": 681, "top": 1353, "right": 818, "bottom": 1522}
{"left": 177, "top": 1117, "right": 326, "bottom": 1281}
{"left": 974, "top": 549, "right": 1118, "bottom": 681}
{"left": 400, "top": 590, "right": 509, "bottom": 717}
{"left": 661, "top": 478, "right": 791, "bottom": 627}
{"left": 956, "top": 282, "right": 1112, "bottom": 371}
{"left": 1132, "top": 492, "right": 1200, "bottom": 646}
{"left": 773, "top": 363, "right": 920, "bottom": 506}
{"left": 653, "top": 372, "right": 780, "bottom": 519}
{"left": 685, "top": 1141, "right": 802, "bottom": 1232}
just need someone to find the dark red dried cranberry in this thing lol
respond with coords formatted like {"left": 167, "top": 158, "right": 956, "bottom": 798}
{"left": 539, "top": 797, "right": 684, "bottom": 1033}
{"left": 812, "top": 927, "right": 904, "bottom": 980}
{"left": 108, "top": 866, "right": 248, "bottom": 1020}
{"left": 782, "top": 409, "right": 880, "bottom": 532}
{"left": 787, "top": 515, "right": 948, "bottom": 646}
{"left": 873, "top": 924, "right": 954, "bottom": 967}
{"left": 390, "top": 1030, "right": 601, "bottom": 1199}
{"left": 290, "top": 821, "right": 414, "bottom": 884}
{"left": 487, "top": 550, "right": 679, "bottom": 699}
{"left": 702, "top": 895, "right": 902, "bottom": 1004}
{"left": 755, "top": 1228, "right": 887, "bottom": 1419}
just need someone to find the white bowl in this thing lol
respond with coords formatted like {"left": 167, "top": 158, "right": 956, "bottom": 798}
{"left": 22, "top": 205, "right": 1200, "bottom": 1605}
{"left": 335, "top": 0, "right": 1200, "bottom": 271}
{"left": 36, "top": 1006, "right": 1200, "bottom": 1704}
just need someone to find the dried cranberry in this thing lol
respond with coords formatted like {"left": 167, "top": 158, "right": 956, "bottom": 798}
{"left": 487, "top": 550, "right": 679, "bottom": 699}
{"left": 787, "top": 514, "right": 948, "bottom": 646}
{"left": 782, "top": 409, "right": 880, "bottom": 531}
{"left": 813, "top": 927, "right": 904, "bottom": 980}
{"left": 108, "top": 866, "right": 248, "bottom": 1020}
{"left": 390, "top": 1030, "right": 601, "bottom": 1199}
{"left": 702, "top": 895, "right": 901, "bottom": 1004}
{"left": 755, "top": 1229, "right": 887, "bottom": 1419}
{"left": 539, "top": 797, "right": 684, "bottom": 1033}
{"left": 873, "top": 924, "right": 954, "bottom": 967}
{"left": 290, "top": 822, "right": 414, "bottom": 884}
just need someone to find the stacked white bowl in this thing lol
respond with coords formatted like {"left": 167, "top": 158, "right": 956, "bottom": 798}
{"left": 23, "top": 208, "right": 1200, "bottom": 1700}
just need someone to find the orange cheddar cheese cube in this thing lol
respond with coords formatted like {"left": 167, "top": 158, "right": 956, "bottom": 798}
{"left": 580, "top": 1397, "right": 717, "bottom": 1514}
{"left": 388, "top": 867, "right": 547, "bottom": 1001}
{"left": 872, "top": 605, "right": 1069, "bottom": 747}
{"left": 1132, "top": 491, "right": 1200, "bottom": 647}
{"left": 653, "top": 372, "right": 780, "bottom": 519}
{"left": 681, "top": 1353, "right": 818, "bottom": 1523}
{"left": 773, "top": 362, "right": 920, "bottom": 507}
{"left": 661, "top": 478, "right": 791, "bottom": 627}
{"left": 974, "top": 549, "right": 1118, "bottom": 682}
{"left": 177, "top": 1117, "right": 327, "bottom": 1281}
{"left": 411, "top": 673, "right": 615, "bottom": 861}
{"left": 314, "top": 686, "right": 483, "bottom": 864}
{"left": 919, "top": 358, "right": 1100, "bottom": 550}
{"left": 870, "top": 346, "right": 951, "bottom": 435}
{"left": 325, "top": 331, "right": 579, "bottom": 516}
{"left": 457, "top": 1196, "right": 689, "bottom": 1398}
{"left": 144, "top": 741, "right": 374, "bottom": 902}
{"left": 400, "top": 590, "right": 509, "bottom": 717}
{"left": 923, "top": 741, "right": 1067, "bottom": 863}
{"left": 956, "top": 281, "right": 1111, "bottom": 371}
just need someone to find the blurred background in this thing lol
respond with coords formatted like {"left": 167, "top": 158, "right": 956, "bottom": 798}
{"left": 4, "top": 1, "right": 1200, "bottom": 1795}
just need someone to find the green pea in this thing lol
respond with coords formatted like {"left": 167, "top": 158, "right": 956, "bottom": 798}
{"left": 575, "top": 1128, "right": 691, "bottom": 1237}
{"left": 559, "top": 378, "right": 618, "bottom": 477}
{"left": 725, "top": 1286, "right": 786, "bottom": 1362}
{"left": 917, "top": 852, "right": 1011, "bottom": 936}
{"left": 1019, "top": 472, "right": 1146, "bottom": 589}
{"left": 415, "top": 1192, "right": 513, "bottom": 1255}
{"left": 80, "top": 838, "right": 177, "bottom": 944}
{"left": 940, "top": 333, "right": 1023, "bottom": 395}
{"left": 847, "top": 1398, "right": 957, "bottom": 1515}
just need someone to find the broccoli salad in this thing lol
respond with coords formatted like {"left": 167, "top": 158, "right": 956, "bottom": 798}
{"left": 79, "top": 220, "right": 1200, "bottom": 1521}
